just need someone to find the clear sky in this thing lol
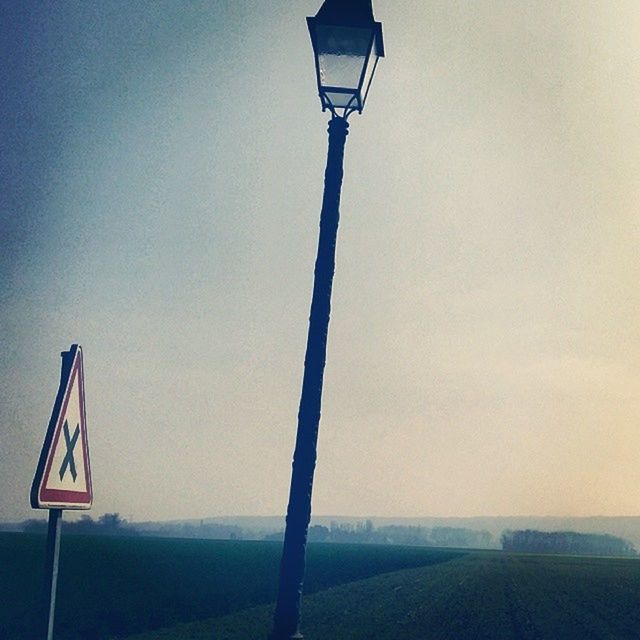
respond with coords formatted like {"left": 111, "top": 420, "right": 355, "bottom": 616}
{"left": 2, "top": 0, "right": 639, "bottom": 523}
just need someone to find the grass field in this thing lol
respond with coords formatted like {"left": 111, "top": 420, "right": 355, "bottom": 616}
{"left": 4, "top": 532, "right": 640, "bottom": 640}
{"left": 126, "top": 551, "right": 640, "bottom": 640}
{"left": 0, "top": 532, "right": 459, "bottom": 640}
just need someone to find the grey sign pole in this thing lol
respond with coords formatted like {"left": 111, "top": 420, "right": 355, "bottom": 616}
{"left": 43, "top": 508, "right": 62, "bottom": 640}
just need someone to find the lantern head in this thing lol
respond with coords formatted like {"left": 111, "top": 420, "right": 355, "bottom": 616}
{"left": 307, "top": 0, "right": 385, "bottom": 116}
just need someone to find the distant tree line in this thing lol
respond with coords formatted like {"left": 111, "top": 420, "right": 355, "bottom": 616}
{"left": 137, "top": 521, "right": 244, "bottom": 540}
{"left": 501, "top": 529, "right": 637, "bottom": 557}
{"left": 22, "top": 513, "right": 138, "bottom": 536}
{"left": 265, "top": 520, "right": 495, "bottom": 549}
{"left": 21, "top": 515, "right": 496, "bottom": 547}
{"left": 21, "top": 516, "right": 495, "bottom": 547}
{"left": 20, "top": 516, "right": 636, "bottom": 556}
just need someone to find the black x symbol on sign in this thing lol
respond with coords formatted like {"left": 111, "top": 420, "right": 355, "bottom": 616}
{"left": 59, "top": 420, "right": 80, "bottom": 482}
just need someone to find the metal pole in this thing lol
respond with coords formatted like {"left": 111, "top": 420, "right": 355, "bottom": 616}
{"left": 270, "top": 115, "right": 349, "bottom": 640}
{"left": 43, "top": 508, "right": 62, "bottom": 640}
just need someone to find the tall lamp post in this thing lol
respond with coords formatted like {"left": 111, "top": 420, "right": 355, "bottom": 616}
{"left": 270, "top": 1, "right": 384, "bottom": 639}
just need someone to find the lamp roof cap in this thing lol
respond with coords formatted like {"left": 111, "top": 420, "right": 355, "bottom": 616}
{"left": 315, "top": 0, "right": 376, "bottom": 26}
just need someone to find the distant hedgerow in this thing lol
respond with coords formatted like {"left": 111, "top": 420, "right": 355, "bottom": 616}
{"left": 501, "top": 529, "right": 637, "bottom": 557}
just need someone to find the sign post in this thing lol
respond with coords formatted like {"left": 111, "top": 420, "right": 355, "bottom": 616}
{"left": 43, "top": 509, "right": 62, "bottom": 640}
{"left": 31, "top": 345, "right": 92, "bottom": 639}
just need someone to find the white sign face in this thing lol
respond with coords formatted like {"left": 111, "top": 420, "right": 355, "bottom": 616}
{"left": 31, "top": 345, "right": 92, "bottom": 510}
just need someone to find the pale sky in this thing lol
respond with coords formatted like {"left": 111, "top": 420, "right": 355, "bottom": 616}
{"left": 2, "top": 0, "right": 639, "bottom": 523}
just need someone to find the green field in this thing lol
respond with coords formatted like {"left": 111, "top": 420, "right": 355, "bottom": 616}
{"left": 3, "top": 533, "right": 640, "bottom": 640}
{"left": 0, "top": 532, "right": 458, "bottom": 639}
{"left": 127, "top": 551, "right": 640, "bottom": 640}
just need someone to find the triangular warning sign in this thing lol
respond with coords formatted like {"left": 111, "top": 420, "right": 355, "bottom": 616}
{"left": 31, "top": 344, "right": 93, "bottom": 510}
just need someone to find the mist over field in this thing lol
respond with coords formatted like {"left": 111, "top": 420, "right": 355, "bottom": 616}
{"left": 7, "top": 513, "right": 640, "bottom": 554}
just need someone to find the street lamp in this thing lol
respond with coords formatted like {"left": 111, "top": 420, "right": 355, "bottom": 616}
{"left": 270, "top": 1, "right": 384, "bottom": 639}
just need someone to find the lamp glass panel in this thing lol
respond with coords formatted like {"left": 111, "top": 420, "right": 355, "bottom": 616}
{"left": 316, "top": 24, "right": 373, "bottom": 90}
{"left": 360, "top": 48, "right": 379, "bottom": 105}
{"left": 324, "top": 91, "right": 358, "bottom": 109}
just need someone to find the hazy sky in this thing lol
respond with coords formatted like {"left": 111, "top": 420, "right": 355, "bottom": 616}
{"left": 2, "top": 0, "right": 639, "bottom": 523}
